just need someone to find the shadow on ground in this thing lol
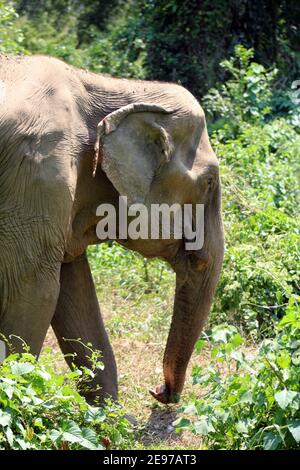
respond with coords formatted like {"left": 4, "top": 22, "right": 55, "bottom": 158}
{"left": 141, "top": 408, "right": 180, "bottom": 446}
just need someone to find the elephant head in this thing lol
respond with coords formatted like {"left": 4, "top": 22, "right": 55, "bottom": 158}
{"left": 93, "top": 98, "right": 224, "bottom": 404}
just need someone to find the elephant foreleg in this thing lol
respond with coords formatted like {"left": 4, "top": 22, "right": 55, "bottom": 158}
{"left": 0, "top": 264, "right": 61, "bottom": 356}
{"left": 51, "top": 252, "right": 118, "bottom": 404}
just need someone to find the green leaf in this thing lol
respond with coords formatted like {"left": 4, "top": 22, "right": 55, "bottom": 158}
{"left": 33, "top": 417, "right": 44, "bottom": 429}
{"left": 214, "top": 408, "right": 230, "bottom": 422}
{"left": 194, "top": 418, "right": 215, "bottom": 436}
{"left": 231, "top": 333, "right": 243, "bottom": 348}
{"left": 279, "top": 312, "right": 300, "bottom": 329}
{"left": 275, "top": 390, "right": 298, "bottom": 410}
{"left": 231, "top": 351, "right": 244, "bottom": 363}
{"left": 0, "top": 411, "right": 12, "bottom": 427}
{"left": 62, "top": 431, "right": 102, "bottom": 450}
{"left": 49, "top": 429, "right": 62, "bottom": 444}
{"left": 35, "top": 369, "right": 51, "bottom": 381}
{"left": 236, "top": 420, "right": 249, "bottom": 434}
{"left": 5, "top": 427, "right": 14, "bottom": 446}
{"left": 182, "top": 404, "right": 197, "bottom": 415}
{"left": 276, "top": 351, "right": 291, "bottom": 369}
{"left": 212, "top": 327, "right": 233, "bottom": 343}
{"left": 11, "top": 362, "right": 35, "bottom": 375}
{"left": 15, "top": 437, "right": 29, "bottom": 450}
{"left": 81, "top": 427, "right": 103, "bottom": 448}
{"left": 240, "top": 390, "right": 253, "bottom": 403}
{"left": 263, "top": 431, "right": 282, "bottom": 450}
{"left": 288, "top": 421, "right": 300, "bottom": 443}
{"left": 173, "top": 417, "right": 191, "bottom": 430}
{"left": 195, "top": 339, "right": 206, "bottom": 352}
{"left": 1, "top": 383, "right": 14, "bottom": 399}
{"left": 62, "top": 420, "right": 104, "bottom": 450}
{"left": 85, "top": 406, "right": 106, "bottom": 423}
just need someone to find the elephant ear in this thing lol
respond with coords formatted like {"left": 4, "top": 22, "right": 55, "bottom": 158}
{"left": 94, "top": 103, "right": 173, "bottom": 205}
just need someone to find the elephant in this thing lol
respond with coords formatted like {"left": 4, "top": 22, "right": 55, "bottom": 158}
{"left": 0, "top": 54, "right": 224, "bottom": 405}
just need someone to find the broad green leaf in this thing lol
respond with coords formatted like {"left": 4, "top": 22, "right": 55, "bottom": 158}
{"left": 63, "top": 420, "right": 81, "bottom": 435}
{"left": 15, "top": 437, "right": 29, "bottom": 450}
{"left": 231, "top": 333, "right": 244, "bottom": 348}
{"left": 263, "top": 431, "right": 282, "bottom": 450}
{"left": 33, "top": 417, "right": 44, "bottom": 429}
{"left": 214, "top": 408, "right": 230, "bottom": 422}
{"left": 35, "top": 369, "right": 51, "bottom": 381}
{"left": 0, "top": 411, "right": 12, "bottom": 427}
{"left": 212, "top": 327, "right": 234, "bottom": 343}
{"left": 48, "top": 429, "right": 62, "bottom": 444}
{"left": 279, "top": 312, "right": 300, "bottom": 329}
{"left": 85, "top": 406, "right": 106, "bottom": 423}
{"left": 231, "top": 351, "right": 244, "bottom": 363}
{"left": 81, "top": 427, "right": 103, "bottom": 448}
{"left": 236, "top": 421, "right": 249, "bottom": 434}
{"left": 194, "top": 418, "right": 215, "bottom": 436}
{"left": 288, "top": 421, "right": 300, "bottom": 443}
{"left": 11, "top": 362, "right": 35, "bottom": 375}
{"left": 276, "top": 351, "right": 291, "bottom": 369}
{"left": 182, "top": 404, "right": 197, "bottom": 415}
{"left": 5, "top": 427, "right": 14, "bottom": 446}
{"left": 62, "top": 420, "right": 104, "bottom": 449}
{"left": 62, "top": 431, "right": 102, "bottom": 450}
{"left": 240, "top": 390, "right": 253, "bottom": 403}
{"left": 275, "top": 390, "right": 298, "bottom": 410}
{"left": 291, "top": 350, "right": 300, "bottom": 366}
{"left": 1, "top": 383, "right": 14, "bottom": 399}
{"left": 0, "top": 378, "right": 15, "bottom": 385}
{"left": 172, "top": 417, "right": 191, "bottom": 430}
{"left": 195, "top": 339, "right": 206, "bottom": 352}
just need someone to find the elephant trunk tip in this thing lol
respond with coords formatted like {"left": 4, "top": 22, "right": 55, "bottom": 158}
{"left": 149, "top": 384, "right": 181, "bottom": 405}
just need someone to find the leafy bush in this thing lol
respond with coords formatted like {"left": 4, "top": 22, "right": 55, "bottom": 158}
{"left": 0, "top": 0, "right": 26, "bottom": 53}
{"left": 79, "top": 2, "right": 146, "bottom": 79}
{"left": 11, "top": 1, "right": 146, "bottom": 78}
{"left": 175, "top": 296, "right": 300, "bottom": 450}
{"left": 138, "top": 1, "right": 299, "bottom": 99}
{"left": 203, "top": 45, "right": 298, "bottom": 137}
{"left": 0, "top": 348, "right": 133, "bottom": 450}
{"left": 204, "top": 46, "right": 300, "bottom": 337}
{"left": 16, "top": 10, "right": 82, "bottom": 64}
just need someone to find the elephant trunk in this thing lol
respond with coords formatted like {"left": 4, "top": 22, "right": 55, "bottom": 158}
{"left": 163, "top": 263, "right": 219, "bottom": 402}
{"left": 150, "top": 185, "right": 224, "bottom": 404}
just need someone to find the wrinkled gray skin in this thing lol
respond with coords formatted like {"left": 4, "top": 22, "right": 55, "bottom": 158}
{"left": 0, "top": 55, "right": 224, "bottom": 405}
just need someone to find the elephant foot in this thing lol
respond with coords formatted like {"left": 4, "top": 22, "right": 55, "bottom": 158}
{"left": 149, "top": 384, "right": 180, "bottom": 405}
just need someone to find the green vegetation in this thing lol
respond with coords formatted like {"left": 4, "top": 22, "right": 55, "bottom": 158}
{"left": 0, "top": 0, "right": 25, "bottom": 52}
{"left": 2, "top": 1, "right": 300, "bottom": 95}
{"left": 206, "top": 46, "right": 300, "bottom": 338}
{"left": 0, "top": 0, "right": 299, "bottom": 450}
{"left": 175, "top": 296, "right": 300, "bottom": 450}
{"left": 0, "top": 348, "right": 133, "bottom": 449}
